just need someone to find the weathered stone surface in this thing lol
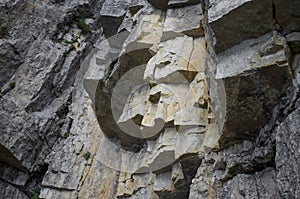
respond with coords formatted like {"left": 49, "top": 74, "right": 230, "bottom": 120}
{"left": 216, "top": 31, "right": 292, "bottom": 147}
{"left": 144, "top": 36, "right": 206, "bottom": 82}
{"left": 41, "top": 138, "right": 86, "bottom": 191}
{"left": 163, "top": 4, "right": 203, "bottom": 39}
{"left": 124, "top": 9, "right": 163, "bottom": 51}
{"left": 293, "top": 54, "right": 300, "bottom": 86}
{"left": 286, "top": 32, "right": 300, "bottom": 54}
{"left": 117, "top": 172, "right": 154, "bottom": 197}
{"left": 0, "top": 40, "right": 23, "bottom": 87}
{"left": 208, "top": 0, "right": 274, "bottom": 52}
{"left": 124, "top": 187, "right": 158, "bottom": 199}
{"left": 274, "top": 0, "right": 300, "bottom": 34}
{"left": 0, "top": 0, "right": 44, "bottom": 88}
{"left": 148, "top": 128, "right": 176, "bottom": 169}
{"left": 189, "top": 136, "right": 278, "bottom": 198}
{"left": 40, "top": 49, "right": 120, "bottom": 198}
{"left": 1, "top": 0, "right": 300, "bottom": 198}
{"left": 0, "top": 0, "right": 107, "bottom": 197}
{"left": 218, "top": 168, "right": 277, "bottom": 199}
{"left": 0, "top": 180, "right": 29, "bottom": 199}
{"left": 216, "top": 31, "right": 290, "bottom": 79}
{"left": 100, "top": 0, "right": 146, "bottom": 36}
{"left": 276, "top": 108, "right": 300, "bottom": 199}
{"left": 0, "top": 163, "right": 29, "bottom": 186}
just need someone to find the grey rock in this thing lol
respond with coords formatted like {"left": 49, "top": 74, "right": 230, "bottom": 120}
{"left": 293, "top": 54, "right": 300, "bottom": 86}
{"left": 1, "top": 0, "right": 300, "bottom": 198}
{"left": 126, "top": 187, "right": 158, "bottom": 199}
{"left": 274, "top": 0, "right": 300, "bottom": 34}
{"left": 218, "top": 168, "right": 277, "bottom": 199}
{"left": 208, "top": 0, "right": 274, "bottom": 52}
{"left": 0, "top": 40, "right": 23, "bottom": 87}
{"left": 100, "top": 0, "right": 146, "bottom": 36}
{"left": 0, "top": 0, "right": 35, "bottom": 87}
{"left": 276, "top": 108, "right": 300, "bottom": 198}
{"left": 0, "top": 163, "right": 29, "bottom": 186}
{"left": 0, "top": 180, "right": 29, "bottom": 199}
{"left": 216, "top": 31, "right": 292, "bottom": 147}
{"left": 216, "top": 31, "right": 290, "bottom": 79}
{"left": 123, "top": 9, "right": 163, "bottom": 50}
{"left": 286, "top": 32, "right": 300, "bottom": 54}
{"left": 0, "top": 0, "right": 105, "bottom": 197}
{"left": 163, "top": 4, "right": 203, "bottom": 40}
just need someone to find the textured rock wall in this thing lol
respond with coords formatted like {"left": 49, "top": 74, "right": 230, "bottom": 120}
{"left": 0, "top": 0, "right": 106, "bottom": 197}
{"left": 0, "top": 0, "right": 299, "bottom": 198}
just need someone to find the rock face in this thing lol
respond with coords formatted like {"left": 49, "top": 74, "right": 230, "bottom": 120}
{"left": 208, "top": 0, "right": 274, "bottom": 53}
{"left": 276, "top": 107, "right": 300, "bottom": 198}
{"left": 0, "top": 0, "right": 299, "bottom": 199}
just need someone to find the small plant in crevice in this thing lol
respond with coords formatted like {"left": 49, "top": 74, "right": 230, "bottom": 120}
{"left": 9, "top": 82, "right": 16, "bottom": 89}
{"left": 83, "top": 151, "right": 91, "bottom": 160}
{"left": 62, "top": 132, "right": 70, "bottom": 139}
{"left": 53, "top": 36, "right": 80, "bottom": 51}
{"left": 70, "top": 42, "right": 77, "bottom": 51}
{"left": 0, "top": 82, "right": 16, "bottom": 95}
{"left": 76, "top": 18, "right": 92, "bottom": 33}
{"left": 52, "top": 17, "right": 91, "bottom": 51}
{"left": 31, "top": 188, "right": 41, "bottom": 199}
{"left": 53, "top": 37, "right": 63, "bottom": 43}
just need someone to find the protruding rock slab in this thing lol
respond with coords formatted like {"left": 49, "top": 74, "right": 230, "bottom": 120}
{"left": 216, "top": 32, "right": 292, "bottom": 147}
{"left": 286, "top": 32, "right": 300, "bottom": 54}
{"left": 125, "top": 10, "right": 163, "bottom": 50}
{"left": 216, "top": 32, "right": 290, "bottom": 79}
{"left": 274, "top": 0, "right": 300, "bottom": 34}
{"left": 100, "top": 0, "right": 146, "bottom": 36}
{"left": 144, "top": 36, "right": 206, "bottom": 82}
{"left": 163, "top": 4, "right": 203, "bottom": 39}
{"left": 208, "top": 0, "right": 274, "bottom": 52}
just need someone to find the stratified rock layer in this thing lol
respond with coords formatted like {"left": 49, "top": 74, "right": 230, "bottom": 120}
{"left": 0, "top": 0, "right": 299, "bottom": 199}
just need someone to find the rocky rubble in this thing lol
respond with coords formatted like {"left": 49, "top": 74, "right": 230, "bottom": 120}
{"left": 0, "top": 0, "right": 299, "bottom": 198}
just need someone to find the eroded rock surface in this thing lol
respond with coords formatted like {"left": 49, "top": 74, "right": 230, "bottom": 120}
{"left": 0, "top": 0, "right": 299, "bottom": 198}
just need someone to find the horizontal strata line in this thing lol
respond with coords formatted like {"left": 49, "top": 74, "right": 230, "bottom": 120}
{"left": 41, "top": 185, "right": 76, "bottom": 192}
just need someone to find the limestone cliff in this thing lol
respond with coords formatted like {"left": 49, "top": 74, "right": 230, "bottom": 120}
{"left": 0, "top": 0, "right": 299, "bottom": 198}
